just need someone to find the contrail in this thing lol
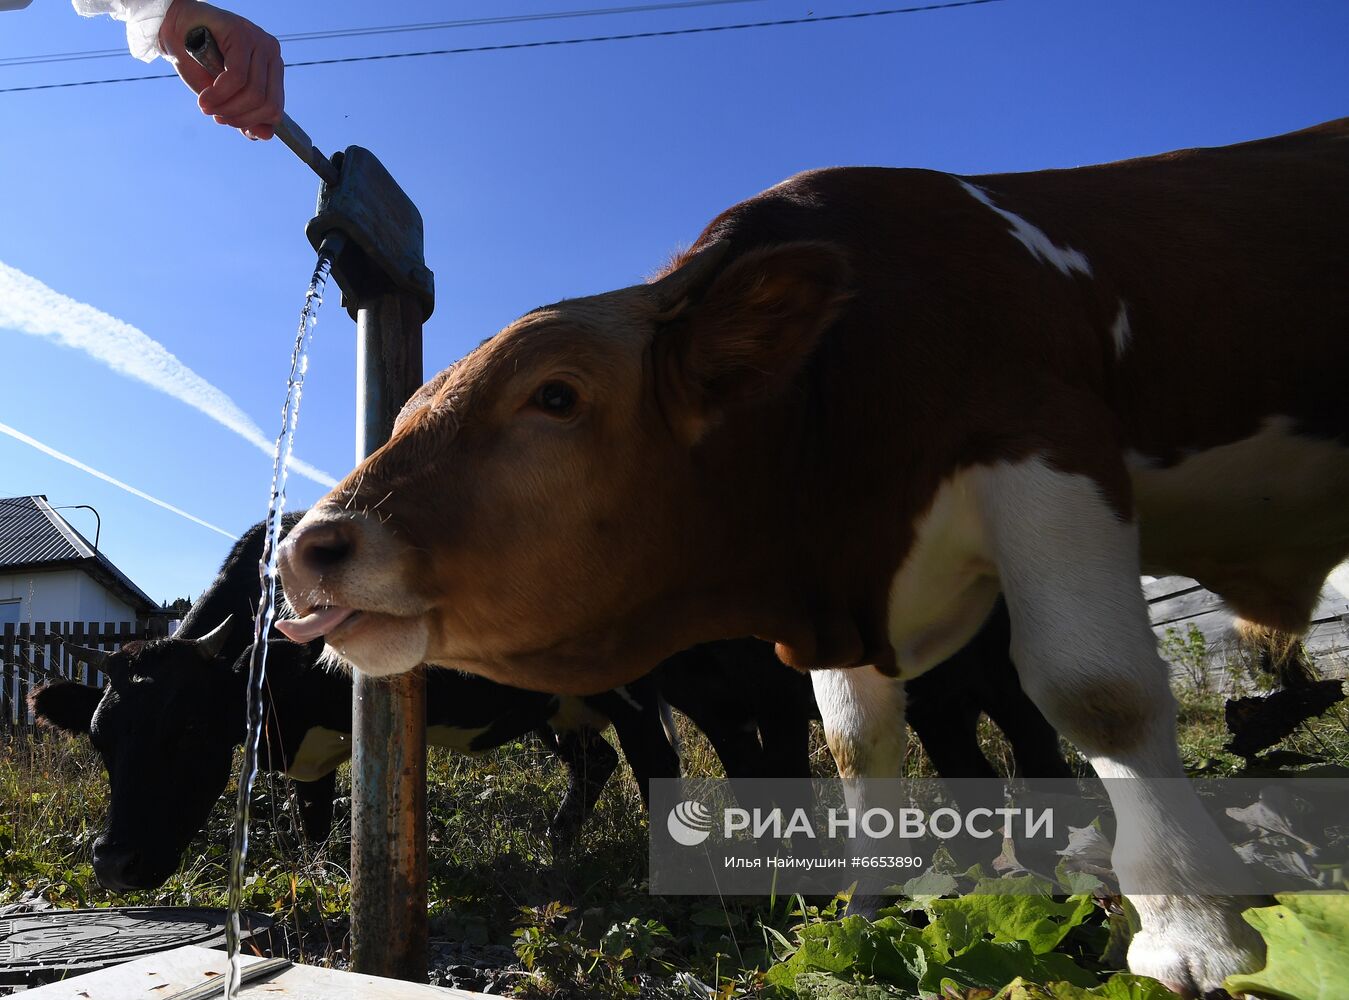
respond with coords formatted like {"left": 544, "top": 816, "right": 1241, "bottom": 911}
{"left": 0, "top": 261, "right": 338, "bottom": 488}
{"left": 0, "top": 420, "right": 236, "bottom": 540}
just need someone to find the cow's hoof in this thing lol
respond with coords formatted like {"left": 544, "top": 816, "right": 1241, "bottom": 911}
{"left": 547, "top": 817, "right": 581, "bottom": 860}
{"left": 1127, "top": 896, "right": 1266, "bottom": 999}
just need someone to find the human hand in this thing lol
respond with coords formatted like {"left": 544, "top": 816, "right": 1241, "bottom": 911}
{"left": 158, "top": 0, "right": 283, "bottom": 140}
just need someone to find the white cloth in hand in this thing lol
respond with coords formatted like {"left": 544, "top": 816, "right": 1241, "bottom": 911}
{"left": 71, "top": 0, "right": 175, "bottom": 62}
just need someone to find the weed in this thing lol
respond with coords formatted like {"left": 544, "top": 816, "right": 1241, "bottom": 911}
{"left": 3, "top": 653, "right": 1346, "bottom": 998}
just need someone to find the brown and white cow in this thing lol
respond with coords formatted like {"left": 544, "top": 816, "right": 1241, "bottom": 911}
{"left": 277, "top": 118, "right": 1349, "bottom": 995}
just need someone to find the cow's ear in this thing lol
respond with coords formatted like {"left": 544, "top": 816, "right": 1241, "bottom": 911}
{"left": 30, "top": 681, "right": 101, "bottom": 734}
{"left": 652, "top": 241, "right": 851, "bottom": 441}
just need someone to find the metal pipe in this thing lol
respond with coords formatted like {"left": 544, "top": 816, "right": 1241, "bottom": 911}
{"left": 163, "top": 958, "right": 293, "bottom": 1000}
{"left": 183, "top": 27, "right": 340, "bottom": 186}
{"left": 53, "top": 504, "right": 100, "bottom": 550}
{"left": 349, "top": 288, "right": 428, "bottom": 981}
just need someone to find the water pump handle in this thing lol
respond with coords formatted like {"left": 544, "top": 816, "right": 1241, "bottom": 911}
{"left": 184, "top": 26, "right": 340, "bottom": 187}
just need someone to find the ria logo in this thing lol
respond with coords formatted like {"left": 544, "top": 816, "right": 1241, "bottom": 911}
{"left": 666, "top": 800, "right": 714, "bottom": 846}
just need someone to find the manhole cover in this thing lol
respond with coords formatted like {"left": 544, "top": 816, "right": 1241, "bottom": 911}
{"left": 0, "top": 907, "right": 271, "bottom": 987}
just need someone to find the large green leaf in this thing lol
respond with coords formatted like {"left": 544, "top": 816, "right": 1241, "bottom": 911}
{"left": 990, "top": 974, "right": 1180, "bottom": 998}
{"left": 763, "top": 915, "right": 927, "bottom": 994}
{"left": 1224, "top": 893, "right": 1349, "bottom": 1000}
{"left": 790, "top": 971, "right": 918, "bottom": 999}
{"left": 924, "top": 940, "right": 1099, "bottom": 993}
{"left": 928, "top": 892, "right": 1097, "bottom": 955}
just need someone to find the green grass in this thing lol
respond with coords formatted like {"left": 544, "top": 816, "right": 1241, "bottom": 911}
{"left": 2, "top": 658, "right": 1346, "bottom": 998}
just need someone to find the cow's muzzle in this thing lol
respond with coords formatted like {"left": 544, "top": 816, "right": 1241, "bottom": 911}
{"left": 92, "top": 836, "right": 173, "bottom": 891}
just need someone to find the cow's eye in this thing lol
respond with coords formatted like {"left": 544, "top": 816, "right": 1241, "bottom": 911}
{"left": 531, "top": 381, "right": 577, "bottom": 417}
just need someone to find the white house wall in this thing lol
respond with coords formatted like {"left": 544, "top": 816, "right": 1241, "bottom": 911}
{"left": 0, "top": 569, "right": 137, "bottom": 628}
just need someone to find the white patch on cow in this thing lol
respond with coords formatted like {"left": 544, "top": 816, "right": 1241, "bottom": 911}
{"left": 287, "top": 727, "right": 351, "bottom": 783}
{"left": 286, "top": 721, "right": 499, "bottom": 779}
{"left": 973, "top": 457, "right": 1265, "bottom": 993}
{"left": 956, "top": 179, "right": 1092, "bottom": 277}
{"left": 885, "top": 470, "right": 1000, "bottom": 679}
{"left": 1126, "top": 417, "right": 1349, "bottom": 615}
{"left": 658, "top": 700, "right": 682, "bottom": 759}
{"left": 1326, "top": 563, "right": 1349, "bottom": 601}
{"left": 428, "top": 723, "right": 492, "bottom": 754}
{"left": 1110, "top": 302, "right": 1132, "bottom": 355}
{"left": 811, "top": 667, "right": 907, "bottom": 783}
{"left": 811, "top": 666, "right": 909, "bottom": 913}
{"left": 548, "top": 695, "right": 612, "bottom": 735}
{"left": 614, "top": 685, "right": 644, "bottom": 712}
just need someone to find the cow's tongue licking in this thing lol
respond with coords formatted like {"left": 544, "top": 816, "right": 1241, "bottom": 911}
{"left": 276, "top": 606, "right": 356, "bottom": 643}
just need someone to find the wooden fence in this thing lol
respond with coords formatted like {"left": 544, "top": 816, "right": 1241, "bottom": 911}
{"left": 3, "top": 584, "right": 1345, "bottom": 725}
{"left": 1, "top": 622, "right": 147, "bottom": 728}
{"left": 1147, "top": 575, "right": 1349, "bottom": 667}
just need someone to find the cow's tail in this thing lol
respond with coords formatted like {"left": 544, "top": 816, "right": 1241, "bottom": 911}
{"left": 659, "top": 699, "right": 683, "bottom": 760}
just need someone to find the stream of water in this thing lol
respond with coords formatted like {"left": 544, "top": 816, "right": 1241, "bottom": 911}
{"left": 222, "top": 250, "right": 334, "bottom": 999}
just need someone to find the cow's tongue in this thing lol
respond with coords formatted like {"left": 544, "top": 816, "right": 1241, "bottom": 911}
{"left": 276, "top": 606, "right": 356, "bottom": 643}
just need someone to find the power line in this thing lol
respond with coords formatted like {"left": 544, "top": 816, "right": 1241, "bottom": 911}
{"left": 0, "top": 0, "right": 772, "bottom": 69}
{"left": 0, "top": 0, "right": 1004, "bottom": 95}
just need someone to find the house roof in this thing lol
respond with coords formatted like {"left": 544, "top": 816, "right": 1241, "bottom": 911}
{"left": 0, "top": 495, "right": 159, "bottom": 614}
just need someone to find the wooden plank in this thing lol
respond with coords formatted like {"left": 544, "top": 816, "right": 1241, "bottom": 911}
{"left": 1154, "top": 607, "right": 1238, "bottom": 647}
{"left": 28, "top": 622, "right": 48, "bottom": 725}
{"left": 1305, "top": 619, "right": 1349, "bottom": 662}
{"left": 1143, "top": 575, "right": 1203, "bottom": 602}
{"left": 1148, "top": 587, "right": 1227, "bottom": 627}
{"left": 20, "top": 945, "right": 491, "bottom": 999}
{"left": 1, "top": 622, "right": 14, "bottom": 725}
{"left": 1145, "top": 572, "right": 1349, "bottom": 666}
{"left": 69, "top": 621, "right": 87, "bottom": 685}
{"left": 1310, "top": 588, "right": 1349, "bottom": 624}
{"left": 49, "top": 621, "right": 62, "bottom": 682}
{"left": 86, "top": 621, "right": 104, "bottom": 688}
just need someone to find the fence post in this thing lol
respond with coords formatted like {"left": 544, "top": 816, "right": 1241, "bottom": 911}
{"left": 86, "top": 622, "right": 102, "bottom": 688}
{"left": 49, "top": 622, "right": 61, "bottom": 684}
{"left": 68, "top": 622, "right": 84, "bottom": 685}
{"left": 1, "top": 622, "right": 14, "bottom": 726}
{"left": 27, "top": 623, "right": 47, "bottom": 727}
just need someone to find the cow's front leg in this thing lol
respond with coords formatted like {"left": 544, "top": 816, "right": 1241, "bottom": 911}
{"left": 812, "top": 665, "right": 908, "bottom": 915}
{"left": 976, "top": 458, "right": 1265, "bottom": 998}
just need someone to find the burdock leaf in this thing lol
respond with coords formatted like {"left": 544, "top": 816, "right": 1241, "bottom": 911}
{"left": 1224, "top": 894, "right": 1349, "bottom": 1000}
{"left": 988, "top": 973, "right": 1179, "bottom": 998}
{"left": 929, "top": 893, "right": 1097, "bottom": 955}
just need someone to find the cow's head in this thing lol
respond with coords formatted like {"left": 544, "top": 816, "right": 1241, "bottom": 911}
{"left": 277, "top": 240, "right": 853, "bottom": 691}
{"left": 30, "top": 619, "right": 244, "bottom": 891}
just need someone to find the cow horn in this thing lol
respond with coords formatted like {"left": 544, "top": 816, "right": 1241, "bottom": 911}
{"left": 648, "top": 240, "right": 731, "bottom": 316}
{"left": 64, "top": 643, "right": 109, "bottom": 669}
{"left": 194, "top": 615, "right": 234, "bottom": 661}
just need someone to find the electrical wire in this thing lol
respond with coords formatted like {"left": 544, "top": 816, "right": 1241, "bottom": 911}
{"left": 0, "top": 0, "right": 1004, "bottom": 95}
{"left": 0, "top": 0, "right": 773, "bottom": 69}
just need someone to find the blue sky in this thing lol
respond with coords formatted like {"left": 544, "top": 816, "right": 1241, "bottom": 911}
{"left": 1, "top": 0, "right": 1346, "bottom": 605}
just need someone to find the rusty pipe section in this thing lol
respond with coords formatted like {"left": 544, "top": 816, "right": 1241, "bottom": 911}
{"left": 351, "top": 667, "right": 428, "bottom": 980}
{"left": 349, "top": 286, "right": 428, "bottom": 980}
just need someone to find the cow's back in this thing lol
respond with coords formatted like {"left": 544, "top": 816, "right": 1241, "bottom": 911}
{"left": 687, "top": 120, "right": 1349, "bottom": 626}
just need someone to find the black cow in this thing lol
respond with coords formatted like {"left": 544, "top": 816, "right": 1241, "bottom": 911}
{"left": 664, "top": 599, "right": 1072, "bottom": 784}
{"left": 29, "top": 516, "right": 681, "bottom": 890}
